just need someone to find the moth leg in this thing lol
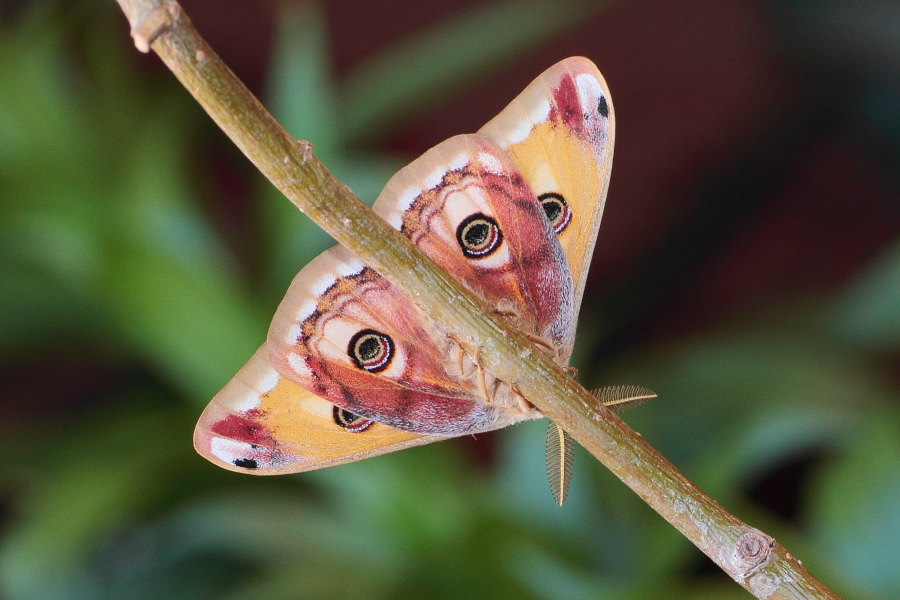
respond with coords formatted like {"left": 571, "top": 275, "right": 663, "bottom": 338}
{"left": 446, "top": 334, "right": 474, "bottom": 378}
{"left": 510, "top": 382, "right": 538, "bottom": 414}
{"left": 521, "top": 331, "right": 566, "bottom": 363}
{"left": 521, "top": 331, "right": 555, "bottom": 352}
{"left": 473, "top": 346, "right": 494, "bottom": 404}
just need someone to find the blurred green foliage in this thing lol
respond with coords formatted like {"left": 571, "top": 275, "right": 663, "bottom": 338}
{"left": 1, "top": 2, "right": 898, "bottom": 599}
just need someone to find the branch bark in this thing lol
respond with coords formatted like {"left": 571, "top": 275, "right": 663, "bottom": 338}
{"left": 114, "top": 1, "right": 840, "bottom": 598}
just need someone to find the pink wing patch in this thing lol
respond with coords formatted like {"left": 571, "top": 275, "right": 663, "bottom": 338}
{"left": 374, "top": 134, "right": 573, "bottom": 349}
{"left": 268, "top": 245, "right": 504, "bottom": 436}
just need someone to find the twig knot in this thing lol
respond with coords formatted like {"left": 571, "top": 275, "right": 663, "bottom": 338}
{"left": 732, "top": 529, "right": 775, "bottom": 578}
{"left": 130, "top": 3, "right": 179, "bottom": 53}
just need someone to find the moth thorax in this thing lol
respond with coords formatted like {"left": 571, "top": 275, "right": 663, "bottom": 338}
{"left": 492, "top": 298, "right": 539, "bottom": 338}
{"left": 441, "top": 334, "right": 543, "bottom": 422}
{"left": 490, "top": 376, "right": 544, "bottom": 423}
{"left": 492, "top": 298, "right": 567, "bottom": 364}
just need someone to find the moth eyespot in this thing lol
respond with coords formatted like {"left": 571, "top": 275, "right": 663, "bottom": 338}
{"left": 598, "top": 95, "right": 609, "bottom": 118}
{"left": 233, "top": 458, "right": 258, "bottom": 469}
{"left": 457, "top": 213, "right": 503, "bottom": 258}
{"left": 348, "top": 329, "right": 394, "bottom": 373}
{"left": 538, "top": 193, "right": 572, "bottom": 235}
{"left": 332, "top": 406, "right": 374, "bottom": 433}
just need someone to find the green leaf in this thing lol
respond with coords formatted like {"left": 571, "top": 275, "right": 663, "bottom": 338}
{"left": 0, "top": 406, "right": 190, "bottom": 600}
{"left": 266, "top": 1, "right": 340, "bottom": 163}
{"left": 260, "top": 1, "right": 341, "bottom": 292}
{"left": 102, "top": 242, "right": 264, "bottom": 399}
{"left": 809, "top": 409, "right": 900, "bottom": 599}
{"left": 830, "top": 241, "right": 900, "bottom": 349}
{"left": 87, "top": 84, "right": 266, "bottom": 399}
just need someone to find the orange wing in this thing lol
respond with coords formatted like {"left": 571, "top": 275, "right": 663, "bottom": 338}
{"left": 194, "top": 347, "right": 437, "bottom": 474}
{"left": 479, "top": 56, "right": 614, "bottom": 334}
{"left": 374, "top": 134, "right": 573, "bottom": 349}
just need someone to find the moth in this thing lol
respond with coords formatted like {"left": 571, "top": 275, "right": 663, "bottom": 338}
{"left": 194, "top": 57, "right": 653, "bottom": 505}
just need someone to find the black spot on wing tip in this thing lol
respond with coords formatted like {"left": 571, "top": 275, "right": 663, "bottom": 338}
{"left": 234, "top": 458, "right": 259, "bottom": 469}
{"left": 598, "top": 96, "right": 609, "bottom": 119}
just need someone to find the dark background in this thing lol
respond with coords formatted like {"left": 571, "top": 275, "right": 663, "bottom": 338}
{"left": 1, "top": 1, "right": 898, "bottom": 598}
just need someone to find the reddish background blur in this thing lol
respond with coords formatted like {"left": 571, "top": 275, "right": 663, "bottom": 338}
{"left": 183, "top": 0, "right": 898, "bottom": 348}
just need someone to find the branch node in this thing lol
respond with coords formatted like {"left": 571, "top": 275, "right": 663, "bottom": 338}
{"left": 130, "top": 3, "right": 178, "bottom": 53}
{"left": 732, "top": 529, "right": 776, "bottom": 579}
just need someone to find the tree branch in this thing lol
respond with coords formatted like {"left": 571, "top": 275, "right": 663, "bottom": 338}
{"left": 114, "top": 1, "right": 839, "bottom": 597}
